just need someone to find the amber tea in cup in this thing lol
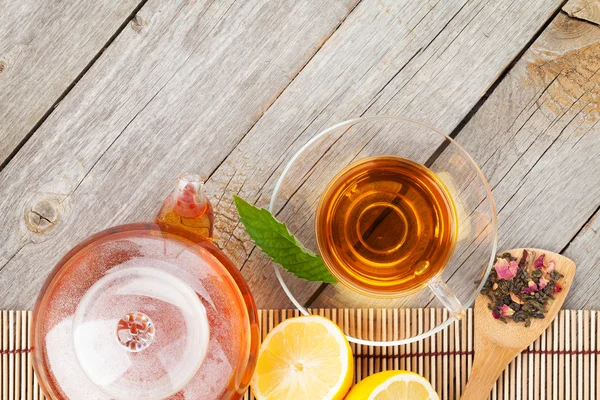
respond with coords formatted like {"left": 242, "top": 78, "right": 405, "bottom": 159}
{"left": 315, "top": 156, "right": 458, "bottom": 297}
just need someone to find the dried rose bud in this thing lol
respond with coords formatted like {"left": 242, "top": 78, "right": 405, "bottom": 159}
{"left": 539, "top": 276, "right": 549, "bottom": 290}
{"left": 546, "top": 260, "right": 555, "bottom": 273}
{"left": 492, "top": 311, "right": 501, "bottom": 320}
{"left": 554, "top": 284, "right": 563, "bottom": 294}
{"left": 534, "top": 254, "right": 545, "bottom": 269}
{"left": 521, "top": 280, "right": 538, "bottom": 294}
{"left": 499, "top": 304, "right": 515, "bottom": 317}
{"left": 494, "top": 259, "right": 519, "bottom": 280}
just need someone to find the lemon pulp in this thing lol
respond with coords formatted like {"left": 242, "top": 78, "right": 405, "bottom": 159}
{"left": 251, "top": 315, "right": 353, "bottom": 400}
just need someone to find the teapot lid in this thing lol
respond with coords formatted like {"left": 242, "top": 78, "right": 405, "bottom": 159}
{"left": 32, "top": 176, "right": 258, "bottom": 400}
{"left": 71, "top": 263, "right": 210, "bottom": 399}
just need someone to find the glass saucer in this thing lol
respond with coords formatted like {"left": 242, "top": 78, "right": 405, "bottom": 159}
{"left": 269, "top": 116, "right": 497, "bottom": 346}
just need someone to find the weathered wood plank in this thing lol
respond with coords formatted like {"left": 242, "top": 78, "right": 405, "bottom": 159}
{"left": 200, "top": 0, "right": 564, "bottom": 308}
{"left": 563, "top": 0, "right": 600, "bottom": 25}
{"left": 427, "top": 10, "right": 600, "bottom": 310}
{"left": 0, "top": 0, "right": 142, "bottom": 165}
{"left": 0, "top": 0, "right": 360, "bottom": 309}
{"left": 563, "top": 213, "right": 600, "bottom": 309}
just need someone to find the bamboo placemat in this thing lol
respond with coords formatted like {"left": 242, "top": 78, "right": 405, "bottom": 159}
{"left": 1, "top": 309, "right": 598, "bottom": 400}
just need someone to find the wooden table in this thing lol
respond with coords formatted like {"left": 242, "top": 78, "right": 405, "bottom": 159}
{"left": 1, "top": 0, "right": 600, "bottom": 312}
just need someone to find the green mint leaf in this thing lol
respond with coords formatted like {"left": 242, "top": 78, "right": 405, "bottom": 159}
{"left": 233, "top": 195, "right": 337, "bottom": 283}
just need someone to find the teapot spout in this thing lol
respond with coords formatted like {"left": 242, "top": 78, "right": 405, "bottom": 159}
{"left": 156, "top": 174, "right": 214, "bottom": 239}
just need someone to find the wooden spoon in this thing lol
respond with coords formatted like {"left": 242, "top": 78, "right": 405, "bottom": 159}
{"left": 461, "top": 248, "right": 576, "bottom": 400}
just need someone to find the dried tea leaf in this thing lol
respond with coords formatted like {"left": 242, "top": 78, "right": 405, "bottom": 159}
{"left": 482, "top": 251, "right": 564, "bottom": 327}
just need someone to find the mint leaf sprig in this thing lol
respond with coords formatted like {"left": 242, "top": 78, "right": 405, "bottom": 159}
{"left": 233, "top": 195, "right": 337, "bottom": 283}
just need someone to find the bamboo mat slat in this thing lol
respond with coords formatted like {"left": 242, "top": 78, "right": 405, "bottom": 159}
{"left": 1, "top": 309, "right": 598, "bottom": 400}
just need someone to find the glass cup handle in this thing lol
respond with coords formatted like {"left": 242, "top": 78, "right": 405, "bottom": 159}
{"left": 428, "top": 274, "right": 465, "bottom": 320}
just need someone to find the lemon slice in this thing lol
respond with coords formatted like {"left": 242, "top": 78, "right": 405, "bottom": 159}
{"left": 345, "top": 370, "right": 439, "bottom": 400}
{"left": 251, "top": 315, "right": 353, "bottom": 400}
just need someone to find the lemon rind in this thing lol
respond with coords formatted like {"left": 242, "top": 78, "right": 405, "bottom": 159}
{"left": 367, "top": 373, "right": 439, "bottom": 400}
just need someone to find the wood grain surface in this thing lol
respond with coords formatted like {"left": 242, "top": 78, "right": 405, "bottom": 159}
{"left": 3, "top": 0, "right": 600, "bottom": 316}
{"left": 0, "top": 0, "right": 143, "bottom": 165}
{"left": 442, "top": 9, "right": 600, "bottom": 310}
{"left": 0, "top": 0, "right": 360, "bottom": 309}
{"left": 564, "top": 0, "right": 600, "bottom": 25}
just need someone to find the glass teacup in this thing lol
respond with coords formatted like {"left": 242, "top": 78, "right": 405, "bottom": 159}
{"left": 270, "top": 116, "right": 497, "bottom": 346}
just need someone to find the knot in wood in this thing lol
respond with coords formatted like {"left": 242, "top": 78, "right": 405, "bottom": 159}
{"left": 0, "top": 60, "right": 5, "bottom": 74}
{"left": 25, "top": 199, "right": 60, "bottom": 234}
{"left": 130, "top": 15, "right": 145, "bottom": 33}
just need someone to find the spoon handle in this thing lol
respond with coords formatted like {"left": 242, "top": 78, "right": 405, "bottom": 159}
{"left": 461, "top": 338, "right": 517, "bottom": 400}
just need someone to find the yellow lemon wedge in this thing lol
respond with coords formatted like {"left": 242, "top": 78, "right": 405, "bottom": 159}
{"left": 345, "top": 370, "right": 439, "bottom": 400}
{"left": 250, "top": 315, "right": 353, "bottom": 400}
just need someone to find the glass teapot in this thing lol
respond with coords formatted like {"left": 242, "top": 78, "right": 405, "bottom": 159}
{"left": 31, "top": 174, "right": 259, "bottom": 400}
